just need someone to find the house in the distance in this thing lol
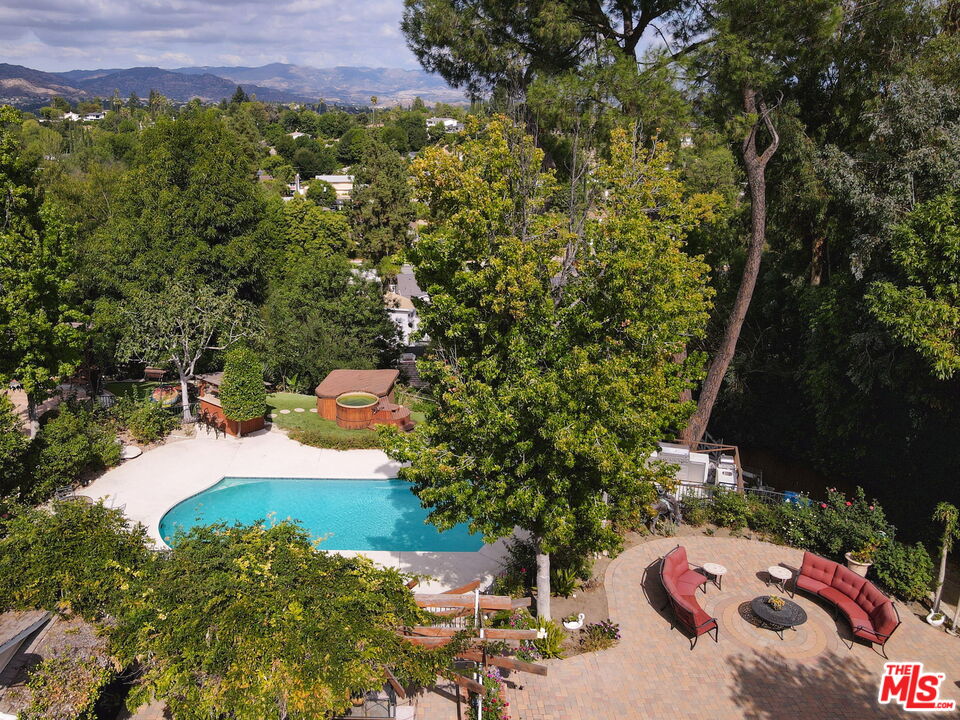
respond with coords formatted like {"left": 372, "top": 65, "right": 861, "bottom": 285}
{"left": 314, "top": 174, "right": 354, "bottom": 202}
{"left": 83, "top": 111, "right": 106, "bottom": 121}
{"left": 61, "top": 111, "right": 81, "bottom": 121}
{"left": 426, "top": 117, "right": 462, "bottom": 132}
{"left": 385, "top": 291, "right": 419, "bottom": 346}
{"left": 288, "top": 131, "right": 310, "bottom": 140}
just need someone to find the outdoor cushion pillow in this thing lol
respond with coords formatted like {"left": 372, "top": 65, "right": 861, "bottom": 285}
{"left": 795, "top": 574, "right": 828, "bottom": 595}
{"left": 664, "top": 547, "right": 687, "bottom": 578}
{"left": 801, "top": 551, "right": 838, "bottom": 585}
{"left": 869, "top": 602, "right": 899, "bottom": 637}
{"left": 840, "top": 601, "right": 871, "bottom": 628}
{"left": 818, "top": 586, "right": 855, "bottom": 608}
{"left": 856, "top": 582, "right": 888, "bottom": 615}
{"left": 830, "top": 566, "right": 868, "bottom": 600}
{"left": 679, "top": 569, "right": 707, "bottom": 587}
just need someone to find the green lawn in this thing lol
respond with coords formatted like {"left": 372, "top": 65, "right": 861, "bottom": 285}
{"left": 105, "top": 381, "right": 163, "bottom": 400}
{"left": 266, "top": 392, "right": 368, "bottom": 433}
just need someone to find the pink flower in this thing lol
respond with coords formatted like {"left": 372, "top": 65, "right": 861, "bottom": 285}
{"left": 845, "top": 501, "right": 852, "bottom": 506}
{"left": 869, "top": 505, "right": 874, "bottom": 511}
{"left": 820, "top": 503, "right": 827, "bottom": 509}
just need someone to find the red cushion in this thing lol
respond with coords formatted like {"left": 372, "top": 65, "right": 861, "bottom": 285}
{"left": 839, "top": 600, "right": 871, "bottom": 628}
{"left": 796, "top": 574, "right": 828, "bottom": 595}
{"left": 819, "top": 586, "right": 854, "bottom": 608}
{"left": 678, "top": 569, "right": 707, "bottom": 588}
{"left": 856, "top": 582, "right": 888, "bottom": 615}
{"left": 663, "top": 546, "right": 688, "bottom": 581}
{"left": 869, "top": 602, "right": 899, "bottom": 637}
{"left": 679, "top": 596, "right": 716, "bottom": 635}
{"left": 831, "top": 566, "right": 868, "bottom": 600}
{"left": 801, "top": 552, "right": 838, "bottom": 585}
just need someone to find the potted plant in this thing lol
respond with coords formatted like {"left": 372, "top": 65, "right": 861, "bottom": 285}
{"left": 845, "top": 541, "right": 878, "bottom": 578}
{"left": 765, "top": 595, "right": 786, "bottom": 611}
{"left": 562, "top": 612, "right": 585, "bottom": 630}
{"left": 927, "top": 611, "right": 946, "bottom": 628}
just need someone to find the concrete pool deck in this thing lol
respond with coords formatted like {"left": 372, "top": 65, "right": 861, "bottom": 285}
{"left": 79, "top": 429, "right": 510, "bottom": 593}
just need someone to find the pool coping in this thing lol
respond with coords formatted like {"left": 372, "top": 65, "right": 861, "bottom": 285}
{"left": 79, "top": 430, "right": 512, "bottom": 592}
{"left": 155, "top": 475, "right": 488, "bottom": 554}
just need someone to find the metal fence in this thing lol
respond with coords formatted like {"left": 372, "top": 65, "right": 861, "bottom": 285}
{"left": 678, "top": 482, "right": 803, "bottom": 506}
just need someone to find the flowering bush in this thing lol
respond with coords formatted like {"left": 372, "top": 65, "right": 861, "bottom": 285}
{"left": 469, "top": 667, "right": 510, "bottom": 720}
{"left": 579, "top": 619, "right": 621, "bottom": 652}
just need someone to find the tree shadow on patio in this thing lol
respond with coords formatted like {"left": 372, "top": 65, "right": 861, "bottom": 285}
{"left": 727, "top": 650, "right": 944, "bottom": 720}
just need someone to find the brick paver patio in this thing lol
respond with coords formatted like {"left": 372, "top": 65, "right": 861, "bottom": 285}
{"left": 416, "top": 535, "right": 960, "bottom": 719}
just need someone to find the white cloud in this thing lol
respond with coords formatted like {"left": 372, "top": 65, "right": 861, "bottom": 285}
{"left": 0, "top": 0, "right": 418, "bottom": 71}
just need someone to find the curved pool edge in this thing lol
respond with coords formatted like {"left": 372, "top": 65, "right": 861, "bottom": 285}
{"left": 76, "top": 433, "right": 508, "bottom": 592}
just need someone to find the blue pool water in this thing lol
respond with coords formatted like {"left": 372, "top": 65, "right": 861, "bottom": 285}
{"left": 158, "top": 477, "right": 482, "bottom": 552}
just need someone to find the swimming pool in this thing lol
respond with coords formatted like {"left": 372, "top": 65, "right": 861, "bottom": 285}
{"left": 158, "top": 477, "right": 483, "bottom": 552}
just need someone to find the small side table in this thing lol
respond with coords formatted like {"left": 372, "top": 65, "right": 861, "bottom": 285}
{"left": 767, "top": 565, "right": 793, "bottom": 595}
{"left": 701, "top": 562, "right": 728, "bottom": 591}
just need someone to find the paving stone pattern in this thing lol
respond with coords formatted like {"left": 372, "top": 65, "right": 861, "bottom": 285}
{"left": 416, "top": 536, "right": 960, "bottom": 720}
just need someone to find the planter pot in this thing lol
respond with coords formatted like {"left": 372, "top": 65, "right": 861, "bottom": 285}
{"left": 562, "top": 613, "right": 585, "bottom": 631}
{"left": 927, "top": 612, "right": 946, "bottom": 628}
{"left": 844, "top": 552, "right": 872, "bottom": 577}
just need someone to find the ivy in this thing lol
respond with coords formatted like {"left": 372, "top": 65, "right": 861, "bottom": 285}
{"left": 219, "top": 345, "right": 267, "bottom": 422}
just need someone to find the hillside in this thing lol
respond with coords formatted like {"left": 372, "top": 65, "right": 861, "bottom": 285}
{"left": 0, "top": 63, "right": 309, "bottom": 108}
{"left": 175, "top": 63, "right": 463, "bottom": 105}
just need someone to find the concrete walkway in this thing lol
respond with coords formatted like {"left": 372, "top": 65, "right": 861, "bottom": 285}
{"left": 80, "top": 429, "right": 508, "bottom": 593}
{"left": 417, "top": 535, "right": 960, "bottom": 719}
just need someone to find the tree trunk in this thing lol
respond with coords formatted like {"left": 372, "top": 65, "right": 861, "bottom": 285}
{"left": 951, "top": 590, "right": 960, "bottom": 633}
{"left": 26, "top": 394, "right": 39, "bottom": 439}
{"left": 178, "top": 373, "right": 193, "bottom": 424}
{"left": 810, "top": 235, "right": 826, "bottom": 286}
{"left": 934, "top": 544, "right": 949, "bottom": 613}
{"left": 682, "top": 86, "right": 780, "bottom": 445}
{"left": 535, "top": 543, "right": 551, "bottom": 620}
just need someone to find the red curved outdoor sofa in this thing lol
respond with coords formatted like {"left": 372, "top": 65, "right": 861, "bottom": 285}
{"left": 794, "top": 551, "right": 901, "bottom": 657}
{"left": 659, "top": 545, "right": 718, "bottom": 649}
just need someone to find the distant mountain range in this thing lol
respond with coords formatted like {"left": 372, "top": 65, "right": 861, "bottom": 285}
{"left": 0, "top": 62, "right": 463, "bottom": 109}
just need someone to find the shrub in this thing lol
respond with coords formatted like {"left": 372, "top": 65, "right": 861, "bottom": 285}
{"left": 29, "top": 404, "right": 120, "bottom": 501}
{"left": 533, "top": 617, "right": 565, "bottom": 658}
{"left": 745, "top": 497, "right": 779, "bottom": 536}
{"left": 21, "top": 653, "right": 114, "bottom": 720}
{"left": 111, "top": 396, "right": 177, "bottom": 444}
{"left": 551, "top": 567, "right": 579, "bottom": 598}
{"left": 682, "top": 497, "right": 710, "bottom": 527}
{"left": 709, "top": 488, "right": 749, "bottom": 530}
{"left": 469, "top": 667, "right": 509, "bottom": 720}
{"left": 772, "top": 500, "right": 820, "bottom": 549}
{"left": 219, "top": 346, "right": 267, "bottom": 422}
{"left": 579, "top": 619, "right": 621, "bottom": 652}
{"left": 0, "top": 500, "right": 151, "bottom": 620}
{"left": 873, "top": 540, "right": 935, "bottom": 602}
{"left": 290, "top": 428, "right": 381, "bottom": 450}
{"left": 813, "top": 487, "right": 893, "bottom": 558}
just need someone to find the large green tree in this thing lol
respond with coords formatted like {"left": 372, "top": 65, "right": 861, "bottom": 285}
{"left": 110, "top": 522, "right": 456, "bottom": 720}
{"left": 383, "top": 118, "right": 715, "bottom": 618}
{"left": 262, "top": 253, "right": 397, "bottom": 390}
{"left": 868, "top": 193, "right": 960, "bottom": 379}
{"left": 350, "top": 140, "right": 414, "bottom": 264}
{"left": 0, "top": 106, "right": 86, "bottom": 436}
{"left": 118, "top": 283, "right": 254, "bottom": 423}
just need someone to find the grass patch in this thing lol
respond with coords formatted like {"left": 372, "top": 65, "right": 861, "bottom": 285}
{"left": 104, "top": 381, "right": 162, "bottom": 400}
{"left": 267, "top": 392, "right": 380, "bottom": 447}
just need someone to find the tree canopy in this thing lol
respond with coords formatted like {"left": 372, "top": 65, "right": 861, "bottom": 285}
{"left": 383, "top": 117, "right": 715, "bottom": 617}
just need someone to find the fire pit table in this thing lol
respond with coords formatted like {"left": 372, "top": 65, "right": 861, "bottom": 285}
{"left": 750, "top": 596, "right": 807, "bottom": 640}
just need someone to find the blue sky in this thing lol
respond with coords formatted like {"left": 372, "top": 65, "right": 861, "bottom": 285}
{"left": 0, "top": 0, "right": 416, "bottom": 71}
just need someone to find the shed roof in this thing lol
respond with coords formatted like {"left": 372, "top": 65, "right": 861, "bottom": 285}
{"left": 315, "top": 369, "right": 399, "bottom": 398}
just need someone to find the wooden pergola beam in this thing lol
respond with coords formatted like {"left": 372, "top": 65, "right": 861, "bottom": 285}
{"left": 414, "top": 593, "right": 512, "bottom": 610}
{"left": 444, "top": 579, "right": 481, "bottom": 594}
{"left": 456, "top": 650, "right": 548, "bottom": 676}
{"left": 450, "top": 673, "right": 485, "bottom": 694}
{"left": 383, "top": 667, "right": 407, "bottom": 699}
{"left": 406, "top": 626, "right": 540, "bottom": 640}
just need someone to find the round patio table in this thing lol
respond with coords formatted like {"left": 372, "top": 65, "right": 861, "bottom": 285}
{"left": 767, "top": 565, "right": 793, "bottom": 594}
{"left": 702, "top": 562, "right": 727, "bottom": 591}
{"left": 750, "top": 596, "right": 807, "bottom": 640}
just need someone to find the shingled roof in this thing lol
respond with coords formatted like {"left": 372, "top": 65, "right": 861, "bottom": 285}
{"left": 314, "top": 369, "right": 400, "bottom": 399}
